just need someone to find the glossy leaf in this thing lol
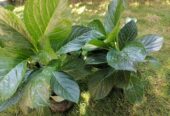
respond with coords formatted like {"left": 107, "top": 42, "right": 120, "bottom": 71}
{"left": 124, "top": 75, "right": 144, "bottom": 103}
{"left": 107, "top": 42, "right": 147, "bottom": 72}
{"left": 119, "top": 20, "right": 138, "bottom": 49}
{"left": 86, "top": 52, "right": 107, "bottom": 65}
{"left": 20, "top": 68, "right": 53, "bottom": 111}
{"left": 51, "top": 71, "right": 80, "bottom": 103}
{"left": 104, "top": 0, "right": 125, "bottom": 33}
{"left": 88, "top": 19, "right": 106, "bottom": 35}
{"left": 58, "top": 29, "right": 104, "bottom": 54}
{"left": 24, "top": 0, "right": 72, "bottom": 51}
{"left": 0, "top": 7, "right": 35, "bottom": 54}
{"left": 0, "top": 70, "right": 32, "bottom": 112}
{"left": 88, "top": 68, "right": 115, "bottom": 100}
{"left": 139, "top": 35, "right": 163, "bottom": 53}
{"left": 0, "top": 60, "right": 27, "bottom": 102}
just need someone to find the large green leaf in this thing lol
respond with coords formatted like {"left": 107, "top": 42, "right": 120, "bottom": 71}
{"left": 88, "top": 68, "right": 115, "bottom": 100}
{"left": 88, "top": 19, "right": 106, "bottom": 36}
{"left": 0, "top": 70, "right": 33, "bottom": 112}
{"left": 113, "top": 71, "right": 131, "bottom": 89}
{"left": 107, "top": 42, "right": 147, "bottom": 72}
{"left": 0, "top": 7, "right": 35, "bottom": 54}
{"left": 124, "top": 75, "right": 144, "bottom": 103}
{"left": 119, "top": 20, "right": 138, "bottom": 49}
{"left": 104, "top": 0, "right": 125, "bottom": 33}
{"left": 20, "top": 67, "right": 53, "bottom": 111}
{"left": 58, "top": 28, "right": 104, "bottom": 54}
{"left": 62, "top": 56, "right": 91, "bottom": 80}
{"left": 139, "top": 35, "right": 163, "bottom": 53}
{"left": 51, "top": 71, "right": 80, "bottom": 103}
{"left": 24, "top": 0, "right": 72, "bottom": 51}
{"left": 0, "top": 59, "right": 27, "bottom": 102}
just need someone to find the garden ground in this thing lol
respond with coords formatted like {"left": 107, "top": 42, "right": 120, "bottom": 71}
{"left": 1, "top": 1, "right": 170, "bottom": 116}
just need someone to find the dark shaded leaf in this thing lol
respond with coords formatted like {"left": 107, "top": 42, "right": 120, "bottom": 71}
{"left": 88, "top": 68, "right": 115, "bottom": 100}
{"left": 86, "top": 52, "right": 107, "bottom": 65}
{"left": 124, "top": 75, "right": 144, "bottom": 103}
{"left": 113, "top": 71, "right": 131, "bottom": 88}
{"left": 119, "top": 20, "right": 138, "bottom": 49}
{"left": 62, "top": 57, "right": 91, "bottom": 80}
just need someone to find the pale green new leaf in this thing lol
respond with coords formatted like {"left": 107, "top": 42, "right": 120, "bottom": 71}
{"left": 0, "top": 7, "right": 35, "bottom": 54}
{"left": 51, "top": 71, "right": 80, "bottom": 103}
{"left": 88, "top": 68, "right": 115, "bottom": 100}
{"left": 24, "top": 0, "right": 72, "bottom": 51}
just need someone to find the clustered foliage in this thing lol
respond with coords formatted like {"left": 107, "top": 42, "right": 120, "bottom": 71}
{"left": 0, "top": 0, "right": 163, "bottom": 113}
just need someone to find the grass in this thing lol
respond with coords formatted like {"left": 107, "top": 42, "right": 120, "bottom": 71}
{"left": 1, "top": 1, "right": 170, "bottom": 116}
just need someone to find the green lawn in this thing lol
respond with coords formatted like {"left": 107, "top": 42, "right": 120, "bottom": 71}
{"left": 1, "top": 1, "right": 170, "bottom": 116}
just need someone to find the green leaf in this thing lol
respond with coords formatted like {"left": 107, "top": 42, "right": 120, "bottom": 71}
{"left": 24, "top": 0, "right": 72, "bottom": 51}
{"left": 124, "top": 75, "right": 144, "bottom": 103}
{"left": 107, "top": 42, "right": 147, "bottom": 72}
{"left": 4, "top": 5, "right": 15, "bottom": 11}
{"left": 58, "top": 28, "right": 104, "bottom": 54}
{"left": 139, "top": 35, "right": 163, "bottom": 53}
{"left": 0, "top": 60, "right": 27, "bottom": 102}
{"left": 145, "top": 56, "right": 161, "bottom": 68}
{"left": 0, "top": 7, "right": 35, "bottom": 54}
{"left": 51, "top": 71, "right": 80, "bottom": 103}
{"left": 62, "top": 56, "right": 91, "bottom": 80}
{"left": 119, "top": 20, "right": 138, "bottom": 49}
{"left": 88, "top": 68, "right": 115, "bottom": 100}
{"left": 113, "top": 71, "right": 131, "bottom": 88}
{"left": 88, "top": 19, "right": 106, "bottom": 36}
{"left": 88, "top": 39, "right": 108, "bottom": 49}
{"left": 0, "top": 89, "right": 22, "bottom": 112}
{"left": 86, "top": 52, "right": 107, "bottom": 65}
{"left": 0, "top": 70, "right": 33, "bottom": 112}
{"left": 104, "top": 0, "right": 125, "bottom": 33}
{"left": 20, "top": 67, "right": 53, "bottom": 111}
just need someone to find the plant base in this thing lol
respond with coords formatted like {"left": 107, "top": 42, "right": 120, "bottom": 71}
{"left": 50, "top": 99, "right": 74, "bottom": 113}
